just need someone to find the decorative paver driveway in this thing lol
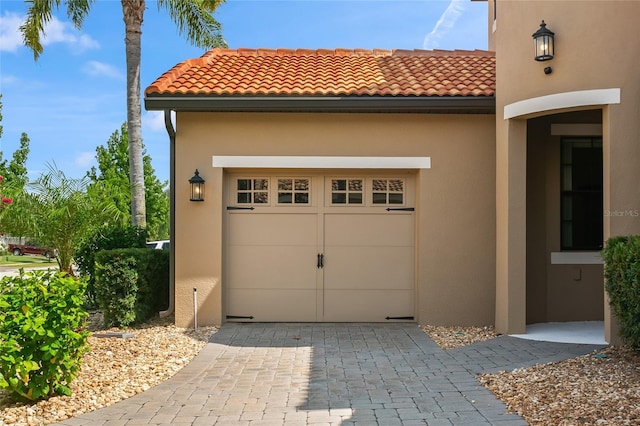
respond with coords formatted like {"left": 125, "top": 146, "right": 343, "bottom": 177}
{"left": 57, "top": 323, "right": 605, "bottom": 425}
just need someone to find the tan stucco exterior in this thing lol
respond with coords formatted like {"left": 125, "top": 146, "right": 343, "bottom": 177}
{"left": 147, "top": 1, "right": 640, "bottom": 344}
{"left": 491, "top": 1, "right": 640, "bottom": 341}
{"left": 173, "top": 112, "right": 496, "bottom": 327}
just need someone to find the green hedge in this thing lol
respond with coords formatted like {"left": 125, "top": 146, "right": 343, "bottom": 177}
{"left": 602, "top": 235, "right": 640, "bottom": 349}
{"left": 75, "top": 225, "right": 147, "bottom": 307}
{"left": 0, "top": 270, "right": 89, "bottom": 401}
{"left": 94, "top": 248, "right": 169, "bottom": 327}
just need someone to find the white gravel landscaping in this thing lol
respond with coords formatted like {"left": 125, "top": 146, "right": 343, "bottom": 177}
{"left": 0, "top": 315, "right": 216, "bottom": 425}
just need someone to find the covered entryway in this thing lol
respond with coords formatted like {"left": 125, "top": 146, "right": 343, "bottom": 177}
{"left": 526, "top": 110, "right": 605, "bottom": 325}
{"left": 497, "top": 89, "right": 622, "bottom": 343}
{"left": 224, "top": 172, "right": 415, "bottom": 322}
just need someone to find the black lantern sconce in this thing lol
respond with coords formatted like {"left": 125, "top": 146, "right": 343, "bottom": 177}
{"left": 533, "top": 21, "right": 555, "bottom": 74}
{"left": 189, "top": 169, "right": 205, "bottom": 202}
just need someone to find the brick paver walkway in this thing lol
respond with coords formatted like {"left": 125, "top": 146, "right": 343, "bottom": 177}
{"left": 57, "top": 323, "right": 605, "bottom": 425}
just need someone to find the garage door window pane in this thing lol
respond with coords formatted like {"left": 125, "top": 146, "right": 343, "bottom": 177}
{"left": 389, "top": 179, "right": 403, "bottom": 192}
{"left": 332, "top": 193, "right": 347, "bottom": 204}
{"left": 332, "top": 180, "right": 346, "bottom": 191}
{"left": 389, "top": 193, "right": 403, "bottom": 204}
{"left": 237, "top": 179, "right": 251, "bottom": 191}
{"left": 295, "top": 179, "right": 309, "bottom": 191}
{"left": 278, "top": 179, "right": 292, "bottom": 191}
{"left": 237, "top": 178, "right": 269, "bottom": 204}
{"left": 254, "top": 192, "right": 268, "bottom": 203}
{"left": 372, "top": 178, "right": 404, "bottom": 205}
{"left": 278, "top": 178, "right": 310, "bottom": 204}
{"left": 278, "top": 193, "right": 292, "bottom": 203}
{"left": 254, "top": 179, "right": 269, "bottom": 190}
{"left": 372, "top": 193, "right": 387, "bottom": 204}
{"left": 348, "top": 193, "right": 362, "bottom": 204}
{"left": 331, "top": 179, "right": 363, "bottom": 205}
{"left": 372, "top": 179, "right": 387, "bottom": 192}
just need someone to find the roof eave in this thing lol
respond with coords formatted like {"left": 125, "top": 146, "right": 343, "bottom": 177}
{"left": 144, "top": 95, "right": 496, "bottom": 114}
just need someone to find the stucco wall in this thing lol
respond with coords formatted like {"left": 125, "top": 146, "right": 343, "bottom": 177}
{"left": 492, "top": 1, "right": 640, "bottom": 106}
{"left": 173, "top": 112, "right": 496, "bottom": 327}
{"left": 492, "top": 0, "right": 640, "bottom": 338}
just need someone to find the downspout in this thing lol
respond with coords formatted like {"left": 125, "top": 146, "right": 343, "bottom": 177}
{"left": 159, "top": 109, "right": 176, "bottom": 318}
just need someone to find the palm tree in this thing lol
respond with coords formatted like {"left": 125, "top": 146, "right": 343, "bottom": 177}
{"left": 20, "top": 0, "right": 226, "bottom": 228}
{"left": 0, "top": 163, "right": 120, "bottom": 274}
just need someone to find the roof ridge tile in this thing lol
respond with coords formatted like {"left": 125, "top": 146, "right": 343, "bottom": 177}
{"left": 198, "top": 47, "right": 495, "bottom": 58}
{"left": 237, "top": 48, "right": 258, "bottom": 56}
{"left": 257, "top": 48, "right": 278, "bottom": 55}
{"left": 296, "top": 48, "right": 317, "bottom": 55}
{"left": 391, "top": 48, "right": 495, "bottom": 57}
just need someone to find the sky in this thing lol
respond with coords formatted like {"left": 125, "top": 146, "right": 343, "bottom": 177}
{"left": 0, "top": 0, "right": 488, "bottom": 183}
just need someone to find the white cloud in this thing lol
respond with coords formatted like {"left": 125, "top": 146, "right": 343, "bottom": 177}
{"left": 143, "top": 110, "right": 175, "bottom": 133}
{"left": 78, "top": 34, "right": 100, "bottom": 51}
{"left": 0, "top": 12, "right": 99, "bottom": 54}
{"left": 83, "top": 60, "right": 125, "bottom": 80}
{"left": 423, "top": 0, "right": 467, "bottom": 50}
{"left": 0, "top": 74, "right": 19, "bottom": 85}
{"left": 41, "top": 16, "right": 100, "bottom": 52}
{"left": 74, "top": 151, "right": 95, "bottom": 168}
{"left": 0, "top": 12, "right": 24, "bottom": 52}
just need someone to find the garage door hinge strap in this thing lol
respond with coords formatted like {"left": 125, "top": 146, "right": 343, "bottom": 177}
{"left": 386, "top": 207, "right": 414, "bottom": 211}
{"left": 227, "top": 206, "right": 255, "bottom": 210}
{"left": 317, "top": 253, "right": 324, "bottom": 269}
{"left": 385, "top": 316, "right": 415, "bottom": 320}
{"left": 226, "top": 315, "right": 255, "bottom": 320}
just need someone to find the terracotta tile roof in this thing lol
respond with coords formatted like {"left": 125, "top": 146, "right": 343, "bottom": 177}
{"left": 145, "top": 48, "right": 495, "bottom": 98}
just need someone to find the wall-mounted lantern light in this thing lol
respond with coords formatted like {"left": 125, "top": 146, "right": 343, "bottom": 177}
{"left": 533, "top": 20, "right": 555, "bottom": 62}
{"left": 189, "top": 169, "right": 205, "bottom": 202}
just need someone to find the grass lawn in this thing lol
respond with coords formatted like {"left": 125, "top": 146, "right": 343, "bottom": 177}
{"left": 0, "top": 254, "right": 57, "bottom": 267}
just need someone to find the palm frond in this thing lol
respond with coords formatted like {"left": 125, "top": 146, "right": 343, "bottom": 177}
{"left": 20, "top": 0, "right": 93, "bottom": 60}
{"left": 158, "top": 0, "right": 227, "bottom": 49}
{"left": 66, "top": 0, "right": 94, "bottom": 28}
{"left": 19, "top": 0, "right": 55, "bottom": 60}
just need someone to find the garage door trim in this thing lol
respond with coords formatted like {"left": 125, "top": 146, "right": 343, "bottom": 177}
{"left": 213, "top": 155, "right": 431, "bottom": 169}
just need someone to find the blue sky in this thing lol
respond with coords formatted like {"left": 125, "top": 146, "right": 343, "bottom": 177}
{"left": 0, "top": 0, "right": 488, "bottom": 183}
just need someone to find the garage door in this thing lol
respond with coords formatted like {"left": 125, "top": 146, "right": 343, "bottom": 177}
{"left": 225, "top": 174, "right": 415, "bottom": 322}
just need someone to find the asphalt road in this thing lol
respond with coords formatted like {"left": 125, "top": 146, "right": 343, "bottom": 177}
{"left": 0, "top": 265, "right": 56, "bottom": 278}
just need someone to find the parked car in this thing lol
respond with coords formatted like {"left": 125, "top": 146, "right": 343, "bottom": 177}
{"left": 8, "top": 243, "right": 57, "bottom": 258}
{"left": 146, "top": 240, "right": 170, "bottom": 250}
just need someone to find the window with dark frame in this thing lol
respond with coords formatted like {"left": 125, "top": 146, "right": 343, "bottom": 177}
{"left": 237, "top": 178, "right": 269, "bottom": 204}
{"left": 277, "top": 178, "right": 310, "bottom": 204}
{"left": 331, "top": 179, "right": 363, "bottom": 205}
{"left": 560, "top": 137, "right": 603, "bottom": 250}
{"left": 372, "top": 178, "right": 404, "bottom": 205}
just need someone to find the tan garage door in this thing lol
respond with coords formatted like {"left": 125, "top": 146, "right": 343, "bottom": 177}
{"left": 225, "top": 174, "right": 415, "bottom": 322}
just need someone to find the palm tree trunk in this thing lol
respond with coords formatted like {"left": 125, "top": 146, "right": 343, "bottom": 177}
{"left": 122, "top": 0, "right": 146, "bottom": 229}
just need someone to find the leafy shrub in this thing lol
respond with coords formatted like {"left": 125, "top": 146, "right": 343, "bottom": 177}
{"left": 94, "top": 248, "right": 169, "bottom": 327}
{"left": 602, "top": 235, "right": 640, "bottom": 349}
{"left": 75, "top": 225, "right": 147, "bottom": 306}
{"left": 0, "top": 270, "right": 89, "bottom": 401}
{"left": 138, "top": 248, "right": 170, "bottom": 313}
